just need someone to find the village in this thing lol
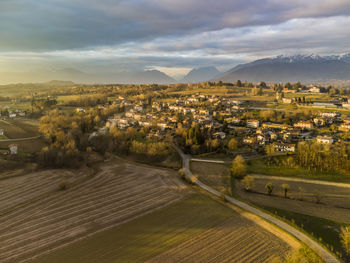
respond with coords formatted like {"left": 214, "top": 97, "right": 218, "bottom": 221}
{"left": 90, "top": 84, "right": 350, "bottom": 157}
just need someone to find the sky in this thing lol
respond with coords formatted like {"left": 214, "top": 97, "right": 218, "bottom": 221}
{"left": 1, "top": 0, "right": 350, "bottom": 79}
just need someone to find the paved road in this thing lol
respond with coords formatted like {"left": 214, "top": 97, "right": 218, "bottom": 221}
{"left": 173, "top": 145, "right": 339, "bottom": 263}
{"left": 0, "top": 135, "right": 41, "bottom": 142}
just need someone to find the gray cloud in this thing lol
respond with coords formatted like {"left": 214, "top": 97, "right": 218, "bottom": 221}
{"left": 1, "top": 0, "right": 350, "bottom": 77}
{"left": 1, "top": 0, "right": 350, "bottom": 51}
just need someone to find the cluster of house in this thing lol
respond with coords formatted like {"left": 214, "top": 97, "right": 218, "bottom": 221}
{"left": 1, "top": 107, "right": 27, "bottom": 118}
{"left": 278, "top": 92, "right": 350, "bottom": 109}
{"left": 102, "top": 94, "right": 247, "bottom": 141}
{"left": 83, "top": 92, "right": 350, "bottom": 154}
{"left": 241, "top": 112, "right": 343, "bottom": 153}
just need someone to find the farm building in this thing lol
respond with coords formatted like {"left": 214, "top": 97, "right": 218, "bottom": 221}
{"left": 272, "top": 142, "right": 296, "bottom": 152}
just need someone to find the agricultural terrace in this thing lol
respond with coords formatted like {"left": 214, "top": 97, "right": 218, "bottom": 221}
{"left": 0, "top": 159, "right": 187, "bottom": 263}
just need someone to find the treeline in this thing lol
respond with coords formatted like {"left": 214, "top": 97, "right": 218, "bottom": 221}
{"left": 38, "top": 105, "right": 122, "bottom": 167}
{"left": 267, "top": 141, "right": 350, "bottom": 173}
{"left": 175, "top": 124, "right": 238, "bottom": 155}
{"left": 38, "top": 108, "right": 172, "bottom": 167}
{"left": 67, "top": 94, "right": 108, "bottom": 107}
{"left": 295, "top": 141, "right": 350, "bottom": 172}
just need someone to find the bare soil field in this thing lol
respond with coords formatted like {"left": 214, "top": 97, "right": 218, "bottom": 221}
{"left": 33, "top": 193, "right": 296, "bottom": 263}
{"left": 0, "top": 168, "right": 90, "bottom": 213}
{"left": 0, "top": 159, "right": 187, "bottom": 263}
{"left": 146, "top": 214, "right": 292, "bottom": 263}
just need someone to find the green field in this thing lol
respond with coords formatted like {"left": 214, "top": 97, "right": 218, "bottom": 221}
{"left": 0, "top": 118, "right": 45, "bottom": 153}
{"left": 247, "top": 159, "right": 350, "bottom": 183}
{"left": 259, "top": 205, "right": 347, "bottom": 261}
{"left": 33, "top": 194, "right": 235, "bottom": 263}
{"left": 0, "top": 119, "right": 39, "bottom": 138}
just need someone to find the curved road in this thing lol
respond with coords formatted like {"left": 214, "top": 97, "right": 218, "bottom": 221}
{"left": 173, "top": 145, "right": 339, "bottom": 263}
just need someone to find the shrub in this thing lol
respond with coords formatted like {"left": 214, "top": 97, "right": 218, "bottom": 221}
{"left": 190, "top": 174, "right": 198, "bottom": 184}
{"left": 265, "top": 182, "right": 274, "bottom": 195}
{"left": 241, "top": 175, "right": 254, "bottom": 192}
{"left": 178, "top": 168, "right": 186, "bottom": 180}
{"left": 313, "top": 190, "right": 324, "bottom": 204}
{"left": 340, "top": 226, "right": 350, "bottom": 256}
{"left": 58, "top": 180, "right": 68, "bottom": 191}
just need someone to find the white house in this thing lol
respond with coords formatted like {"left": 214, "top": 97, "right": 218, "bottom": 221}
{"left": 0, "top": 129, "right": 4, "bottom": 136}
{"left": 8, "top": 144, "right": 18, "bottom": 155}
{"left": 247, "top": 120, "right": 259, "bottom": 129}
{"left": 316, "top": 136, "right": 334, "bottom": 144}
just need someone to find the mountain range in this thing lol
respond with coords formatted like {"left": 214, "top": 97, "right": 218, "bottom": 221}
{"left": 217, "top": 54, "right": 350, "bottom": 83}
{"left": 2, "top": 53, "right": 350, "bottom": 85}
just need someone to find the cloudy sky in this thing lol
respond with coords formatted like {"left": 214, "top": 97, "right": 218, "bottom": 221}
{"left": 1, "top": 0, "right": 350, "bottom": 79}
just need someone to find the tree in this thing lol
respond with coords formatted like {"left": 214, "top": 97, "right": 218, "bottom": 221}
{"left": 281, "top": 184, "right": 290, "bottom": 198}
{"left": 259, "top": 81, "right": 267, "bottom": 88}
{"left": 265, "top": 144, "right": 275, "bottom": 155}
{"left": 228, "top": 138, "right": 238, "bottom": 151}
{"left": 231, "top": 155, "right": 247, "bottom": 178}
{"left": 241, "top": 175, "right": 254, "bottom": 191}
{"left": 265, "top": 182, "right": 274, "bottom": 195}
{"left": 340, "top": 226, "right": 350, "bottom": 256}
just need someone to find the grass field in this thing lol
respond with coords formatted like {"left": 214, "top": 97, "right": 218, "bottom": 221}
{"left": 190, "top": 161, "right": 230, "bottom": 193}
{"left": 56, "top": 94, "right": 81, "bottom": 104}
{"left": 259, "top": 205, "right": 348, "bottom": 261}
{"left": 0, "top": 118, "right": 45, "bottom": 153}
{"left": 0, "top": 119, "right": 39, "bottom": 139}
{"left": 248, "top": 159, "right": 350, "bottom": 183}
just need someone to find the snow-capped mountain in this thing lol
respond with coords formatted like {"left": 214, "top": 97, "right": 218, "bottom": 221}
{"left": 218, "top": 53, "right": 350, "bottom": 83}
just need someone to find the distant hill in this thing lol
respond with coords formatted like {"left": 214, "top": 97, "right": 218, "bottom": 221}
{"left": 45, "top": 80, "right": 75, "bottom": 86}
{"left": 0, "top": 69, "right": 176, "bottom": 85}
{"left": 218, "top": 54, "right": 350, "bottom": 83}
{"left": 181, "top": 66, "right": 220, "bottom": 83}
{"left": 126, "top": 70, "right": 176, "bottom": 84}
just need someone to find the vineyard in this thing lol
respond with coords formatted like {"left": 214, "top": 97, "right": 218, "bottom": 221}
{"left": 0, "top": 160, "right": 187, "bottom": 263}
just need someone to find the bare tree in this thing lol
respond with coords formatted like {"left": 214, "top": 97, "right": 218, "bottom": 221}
{"left": 281, "top": 184, "right": 290, "bottom": 198}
